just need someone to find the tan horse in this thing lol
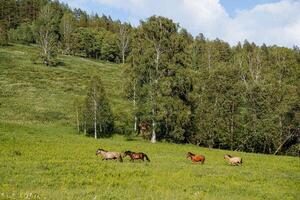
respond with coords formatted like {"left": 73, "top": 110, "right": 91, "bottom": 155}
{"left": 96, "top": 149, "right": 123, "bottom": 162}
{"left": 224, "top": 154, "right": 242, "bottom": 165}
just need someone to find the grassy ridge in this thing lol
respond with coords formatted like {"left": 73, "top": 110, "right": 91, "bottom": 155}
{"left": 0, "top": 122, "right": 299, "bottom": 200}
{"left": 0, "top": 44, "right": 131, "bottom": 126}
{"left": 0, "top": 44, "right": 299, "bottom": 199}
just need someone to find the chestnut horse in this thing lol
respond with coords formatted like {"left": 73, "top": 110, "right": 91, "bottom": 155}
{"left": 123, "top": 150, "right": 150, "bottom": 162}
{"left": 186, "top": 152, "right": 205, "bottom": 164}
{"left": 224, "top": 154, "right": 242, "bottom": 165}
{"left": 96, "top": 148, "right": 123, "bottom": 162}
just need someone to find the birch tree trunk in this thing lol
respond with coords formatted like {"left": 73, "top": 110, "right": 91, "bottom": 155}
{"left": 230, "top": 102, "right": 234, "bottom": 150}
{"left": 84, "top": 120, "right": 87, "bottom": 135}
{"left": 76, "top": 106, "right": 80, "bottom": 133}
{"left": 93, "top": 87, "right": 97, "bottom": 139}
{"left": 118, "top": 25, "right": 130, "bottom": 64}
{"left": 150, "top": 46, "right": 161, "bottom": 143}
{"left": 133, "top": 83, "right": 137, "bottom": 132}
{"left": 151, "top": 108, "right": 156, "bottom": 143}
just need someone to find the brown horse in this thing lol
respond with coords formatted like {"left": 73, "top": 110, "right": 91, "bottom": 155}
{"left": 123, "top": 150, "right": 150, "bottom": 162}
{"left": 186, "top": 152, "right": 205, "bottom": 164}
{"left": 96, "top": 148, "right": 123, "bottom": 162}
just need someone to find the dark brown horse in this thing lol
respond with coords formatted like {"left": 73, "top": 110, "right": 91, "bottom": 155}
{"left": 123, "top": 150, "right": 150, "bottom": 162}
{"left": 186, "top": 152, "right": 205, "bottom": 164}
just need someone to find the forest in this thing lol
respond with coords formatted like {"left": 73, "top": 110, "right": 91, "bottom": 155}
{"left": 0, "top": 0, "right": 299, "bottom": 156}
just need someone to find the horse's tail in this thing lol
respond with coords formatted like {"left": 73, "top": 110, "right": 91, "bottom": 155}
{"left": 119, "top": 155, "right": 123, "bottom": 162}
{"left": 202, "top": 156, "right": 205, "bottom": 164}
{"left": 144, "top": 154, "right": 150, "bottom": 162}
{"left": 240, "top": 158, "right": 242, "bottom": 164}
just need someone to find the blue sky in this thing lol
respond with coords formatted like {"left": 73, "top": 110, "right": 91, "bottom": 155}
{"left": 220, "top": 0, "right": 280, "bottom": 16}
{"left": 61, "top": 0, "right": 300, "bottom": 47}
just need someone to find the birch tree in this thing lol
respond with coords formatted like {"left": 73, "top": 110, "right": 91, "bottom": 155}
{"left": 85, "top": 76, "right": 114, "bottom": 139}
{"left": 34, "top": 4, "right": 59, "bottom": 66}
{"left": 60, "top": 12, "right": 75, "bottom": 55}
{"left": 117, "top": 23, "right": 131, "bottom": 64}
{"left": 140, "top": 16, "right": 178, "bottom": 143}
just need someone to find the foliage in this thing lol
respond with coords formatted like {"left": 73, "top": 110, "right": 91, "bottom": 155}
{"left": 8, "top": 23, "right": 34, "bottom": 44}
{"left": 83, "top": 76, "right": 114, "bottom": 138}
{"left": 33, "top": 3, "right": 60, "bottom": 66}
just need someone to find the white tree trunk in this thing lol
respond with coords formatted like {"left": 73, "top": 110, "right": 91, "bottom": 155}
{"left": 133, "top": 83, "right": 137, "bottom": 132}
{"left": 149, "top": 46, "right": 161, "bottom": 144}
{"left": 151, "top": 108, "right": 156, "bottom": 143}
{"left": 118, "top": 25, "right": 129, "bottom": 64}
{"left": 76, "top": 107, "right": 80, "bottom": 133}
{"left": 122, "top": 50, "right": 125, "bottom": 64}
{"left": 93, "top": 87, "right": 97, "bottom": 139}
{"left": 84, "top": 120, "right": 87, "bottom": 135}
{"left": 230, "top": 103, "right": 234, "bottom": 150}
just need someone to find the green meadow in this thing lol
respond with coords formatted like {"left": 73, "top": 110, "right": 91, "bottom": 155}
{"left": 0, "top": 45, "right": 299, "bottom": 200}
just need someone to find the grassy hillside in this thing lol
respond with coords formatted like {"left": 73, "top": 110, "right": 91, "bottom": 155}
{"left": 0, "top": 44, "right": 132, "bottom": 127}
{"left": 0, "top": 44, "right": 299, "bottom": 199}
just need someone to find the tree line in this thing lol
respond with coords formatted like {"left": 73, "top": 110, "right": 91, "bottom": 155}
{"left": 0, "top": 0, "right": 299, "bottom": 156}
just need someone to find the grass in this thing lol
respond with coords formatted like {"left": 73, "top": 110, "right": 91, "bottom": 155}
{"left": 0, "top": 44, "right": 299, "bottom": 199}
{"left": 0, "top": 44, "right": 131, "bottom": 127}
{"left": 0, "top": 122, "right": 299, "bottom": 200}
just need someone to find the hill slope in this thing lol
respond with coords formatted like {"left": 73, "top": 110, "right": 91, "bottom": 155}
{"left": 0, "top": 44, "right": 299, "bottom": 199}
{"left": 0, "top": 44, "right": 132, "bottom": 127}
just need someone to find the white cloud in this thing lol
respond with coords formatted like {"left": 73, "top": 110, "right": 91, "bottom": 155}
{"left": 64, "top": 0, "right": 300, "bottom": 47}
{"left": 224, "top": 0, "right": 300, "bottom": 47}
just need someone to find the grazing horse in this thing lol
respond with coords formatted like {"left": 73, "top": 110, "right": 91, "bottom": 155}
{"left": 224, "top": 154, "right": 242, "bottom": 165}
{"left": 96, "top": 149, "right": 123, "bottom": 162}
{"left": 123, "top": 150, "right": 150, "bottom": 162}
{"left": 186, "top": 152, "right": 205, "bottom": 164}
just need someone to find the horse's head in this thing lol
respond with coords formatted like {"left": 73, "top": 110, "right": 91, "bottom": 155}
{"left": 96, "top": 148, "right": 106, "bottom": 155}
{"left": 186, "top": 152, "right": 194, "bottom": 158}
{"left": 124, "top": 150, "right": 132, "bottom": 156}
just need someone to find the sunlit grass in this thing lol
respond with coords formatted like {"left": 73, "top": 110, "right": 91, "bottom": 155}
{"left": 0, "top": 122, "right": 299, "bottom": 200}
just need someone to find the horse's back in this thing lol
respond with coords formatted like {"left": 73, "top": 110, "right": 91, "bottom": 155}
{"left": 106, "top": 152, "right": 121, "bottom": 159}
{"left": 194, "top": 155, "right": 205, "bottom": 162}
{"left": 231, "top": 157, "right": 242, "bottom": 164}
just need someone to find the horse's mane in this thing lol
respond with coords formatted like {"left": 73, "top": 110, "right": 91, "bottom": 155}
{"left": 225, "top": 154, "right": 232, "bottom": 158}
{"left": 187, "top": 152, "right": 195, "bottom": 156}
{"left": 98, "top": 148, "right": 107, "bottom": 152}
